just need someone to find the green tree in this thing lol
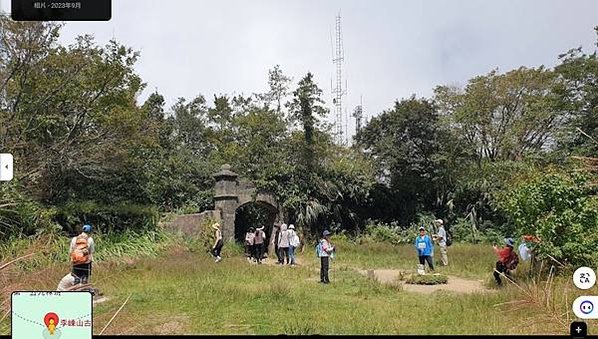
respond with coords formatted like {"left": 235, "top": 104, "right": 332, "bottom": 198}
{"left": 553, "top": 27, "right": 598, "bottom": 156}
{"left": 435, "top": 67, "right": 562, "bottom": 163}
{"left": 287, "top": 72, "right": 328, "bottom": 173}
{"left": 265, "top": 65, "right": 292, "bottom": 116}
{"left": 497, "top": 167, "right": 598, "bottom": 267}
{"left": 356, "top": 96, "right": 453, "bottom": 224}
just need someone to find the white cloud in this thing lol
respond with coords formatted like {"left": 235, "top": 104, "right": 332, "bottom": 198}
{"left": 1, "top": 0, "right": 597, "bottom": 139}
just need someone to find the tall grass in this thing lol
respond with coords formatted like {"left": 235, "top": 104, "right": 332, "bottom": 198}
{"left": 0, "top": 229, "right": 179, "bottom": 272}
{"left": 0, "top": 227, "right": 182, "bottom": 332}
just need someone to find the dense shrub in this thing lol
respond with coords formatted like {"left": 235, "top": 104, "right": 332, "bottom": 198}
{"left": 0, "top": 181, "right": 54, "bottom": 240}
{"left": 362, "top": 220, "right": 419, "bottom": 245}
{"left": 53, "top": 201, "right": 159, "bottom": 234}
{"left": 450, "top": 217, "right": 505, "bottom": 244}
{"left": 498, "top": 168, "right": 598, "bottom": 267}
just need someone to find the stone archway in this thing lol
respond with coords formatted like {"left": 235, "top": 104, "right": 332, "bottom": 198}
{"left": 213, "top": 164, "right": 280, "bottom": 243}
{"left": 234, "top": 201, "right": 278, "bottom": 246}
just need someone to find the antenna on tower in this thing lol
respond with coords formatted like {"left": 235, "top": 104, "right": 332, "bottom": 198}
{"left": 331, "top": 11, "right": 346, "bottom": 145}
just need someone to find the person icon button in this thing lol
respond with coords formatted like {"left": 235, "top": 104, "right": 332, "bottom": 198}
{"left": 574, "top": 267, "right": 596, "bottom": 290}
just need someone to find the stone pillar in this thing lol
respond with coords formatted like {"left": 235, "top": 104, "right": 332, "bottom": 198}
{"left": 213, "top": 164, "right": 238, "bottom": 242}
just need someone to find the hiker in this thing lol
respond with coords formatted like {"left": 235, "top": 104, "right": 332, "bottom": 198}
{"left": 317, "top": 230, "right": 335, "bottom": 284}
{"left": 57, "top": 272, "right": 77, "bottom": 291}
{"left": 288, "top": 224, "right": 300, "bottom": 266}
{"left": 434, "top": 219, "right": 449, "bottom": 266}
{"left": 245, "top": 227, "right": 255, "bottom": 261}
{"left": 493, "top": 237, "right": 519, "bottom": 286}
{"left": 520, "top": 235, "right": 540, "bottom": 274}
{"left": 69, "top": 224, "right": 95, "bottom": 284}
{"left": 277, "top": 223, "right": 290, "bottom": 265}
{"left": 274, "top": 223, "right": 281, "bottom": 264}
{"left": 254, "top": 226, "right": 266, "bottom": 264}
{"left": 211, "top": 223, "right": 224, "bottom": 263}
{"left": 414, "top": 226, "right": 434, "bottom": 272}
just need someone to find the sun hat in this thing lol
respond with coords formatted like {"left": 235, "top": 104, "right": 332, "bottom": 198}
{"left": 435, "top": 219, "right": 444, "bottom": 225}
{"left": 212, "top": 223, "right": 220, "bottom": 230}
{"left": 322, "top": 230, "right": 331, "bottom": 237}
{"left": 504, "top": 238, "right": 515, "bottom": 247}
{"left": 419, "top": 226, "right": 425, "bottom": 231}
{"left": 82, "top": 224, "right": 92, "bottom": 233}
{"left": 289, "top": 224, "right": 295, "bottom": 230}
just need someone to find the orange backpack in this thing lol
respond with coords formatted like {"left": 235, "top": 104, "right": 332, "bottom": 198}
{"left": 71, "top": 235, "right": 90, "bottom": 265}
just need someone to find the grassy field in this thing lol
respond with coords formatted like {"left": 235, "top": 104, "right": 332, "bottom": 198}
{"left": 1, "top": 236, "right": 596, "bottom": 335}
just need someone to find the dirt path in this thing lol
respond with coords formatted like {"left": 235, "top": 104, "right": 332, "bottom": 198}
{"left": 357, "top": 268, "right": 495, "bottom": 295}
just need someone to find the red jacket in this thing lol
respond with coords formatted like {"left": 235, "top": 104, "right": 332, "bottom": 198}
{"left": 495, "top": 246, "right": 513, "bottom": 264}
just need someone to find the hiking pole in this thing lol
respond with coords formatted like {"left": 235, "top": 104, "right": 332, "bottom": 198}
{"left": 99, "top": 293, "right": 132, "bottom": 335}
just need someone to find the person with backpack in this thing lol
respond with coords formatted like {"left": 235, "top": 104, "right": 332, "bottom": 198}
{"left": 287, "top": 224, "right": 300, "bottom": 266}
{"left": 277, "top": 223, "right": 290, "bottom": 265}
{"left": 415, "top": 226, "right": 434, "bottom": 272}
{"left": 245, "top": 227, "right": 256, "bottom": 262}
{"left": 434, "top": 219, "right": 449, "bottom": 266}
{"left": 316, "top": 230, "right": 335, "bottom": 284}
{"left": 69, "top": 224, "right": 95, "bottom": 284}
{"left": 493, "top": 237, "right": 519, "bottom": 286}
{"left": 254, "top": 226, "right": 266, "bottom": 264}
{"left": 211, "top": 223, "right": 224, "bottom": 263}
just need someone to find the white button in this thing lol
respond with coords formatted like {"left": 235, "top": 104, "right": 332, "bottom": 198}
{"left": 573, "top": 296, "right": 598, "bottom": 319}
{"left": 574, "top": 267, "right": 596, "bottom": 290}
{"left": 0, "top": 154, "right": 13, "bottom": 181}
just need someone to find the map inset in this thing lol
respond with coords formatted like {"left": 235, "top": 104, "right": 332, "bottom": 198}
{"left": 11, "top": 291, "right": 92, "bottom": 339}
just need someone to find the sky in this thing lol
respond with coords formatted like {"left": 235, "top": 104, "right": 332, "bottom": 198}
{"left": 1, "top": 0, "right": 597, "bottom": 140}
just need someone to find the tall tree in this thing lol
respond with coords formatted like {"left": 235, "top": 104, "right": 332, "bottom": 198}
{"left": 434, "top": 67, "right": 562, "bottom": 163}
{"left": 356, "top": 96, "right": 452, "bottom": 224}
{"left": 287, "top": 72, "right": 328, "bottom": 172}
{"left": 553, "top": 27, "right": 598, "bottom": 156}
{"left": 265, "top": 65, "right": 292, "bottom": 116}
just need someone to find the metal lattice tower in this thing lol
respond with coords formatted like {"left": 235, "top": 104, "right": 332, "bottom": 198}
{"left": 331, "top": 12, "right": 346, "bottom": 145}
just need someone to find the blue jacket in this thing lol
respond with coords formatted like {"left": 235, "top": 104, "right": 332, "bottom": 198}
{"left": 414, "top": 234, "right": 434, "bottom": 256}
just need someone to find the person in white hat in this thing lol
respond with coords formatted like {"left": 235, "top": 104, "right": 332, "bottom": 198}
{"left": 434, "top": 219, "right": 449, "bottom": 266}
{"left": 253, "top": 226, "right": 266, "bottom": 264}
{"left": 287, "top": 224, "right": 300, "bottom": 266}
{"left": 277, "top": 223, "right": 290, "bottom": 265}
{"left": 211, "top": 223, "right": 224, "bottom": 262}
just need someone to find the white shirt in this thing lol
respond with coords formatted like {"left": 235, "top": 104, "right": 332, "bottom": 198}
{"left": 437, "top": 227, "right": 447, "bottom": 247}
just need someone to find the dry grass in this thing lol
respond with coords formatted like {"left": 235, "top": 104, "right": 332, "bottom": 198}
{"left": 1, "top": 236, "right": 597, "bottom": 335}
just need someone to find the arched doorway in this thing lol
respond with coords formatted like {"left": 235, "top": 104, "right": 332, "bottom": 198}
{"left": 234, "top": 201, "right": 278, "bottom": 254}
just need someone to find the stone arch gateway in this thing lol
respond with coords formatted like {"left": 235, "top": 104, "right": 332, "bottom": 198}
{"left": 163, "top": 164, "right": 281, "bottom": 255}
{"left": 213, "top": 164, "right": 280, "bottom": 242}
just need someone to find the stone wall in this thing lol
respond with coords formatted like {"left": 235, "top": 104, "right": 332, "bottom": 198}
{"left": 162, "top": 210, "right": 221, "bottom": 237}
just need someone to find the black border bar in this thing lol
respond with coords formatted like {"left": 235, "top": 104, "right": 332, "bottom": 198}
{"left": 11, "top": 0, "right": 111, "bottom": 21}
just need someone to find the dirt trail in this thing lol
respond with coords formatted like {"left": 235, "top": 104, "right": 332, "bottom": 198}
{"left": 244, "top": 255, "right": 304, "bottom": 267}
{"left": 357, "top": 268, "right": 495, "bottom": 295}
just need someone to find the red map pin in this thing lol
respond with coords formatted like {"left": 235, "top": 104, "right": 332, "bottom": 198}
{"left": 44, "top": 312, "right": 59, "bottom": 328}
